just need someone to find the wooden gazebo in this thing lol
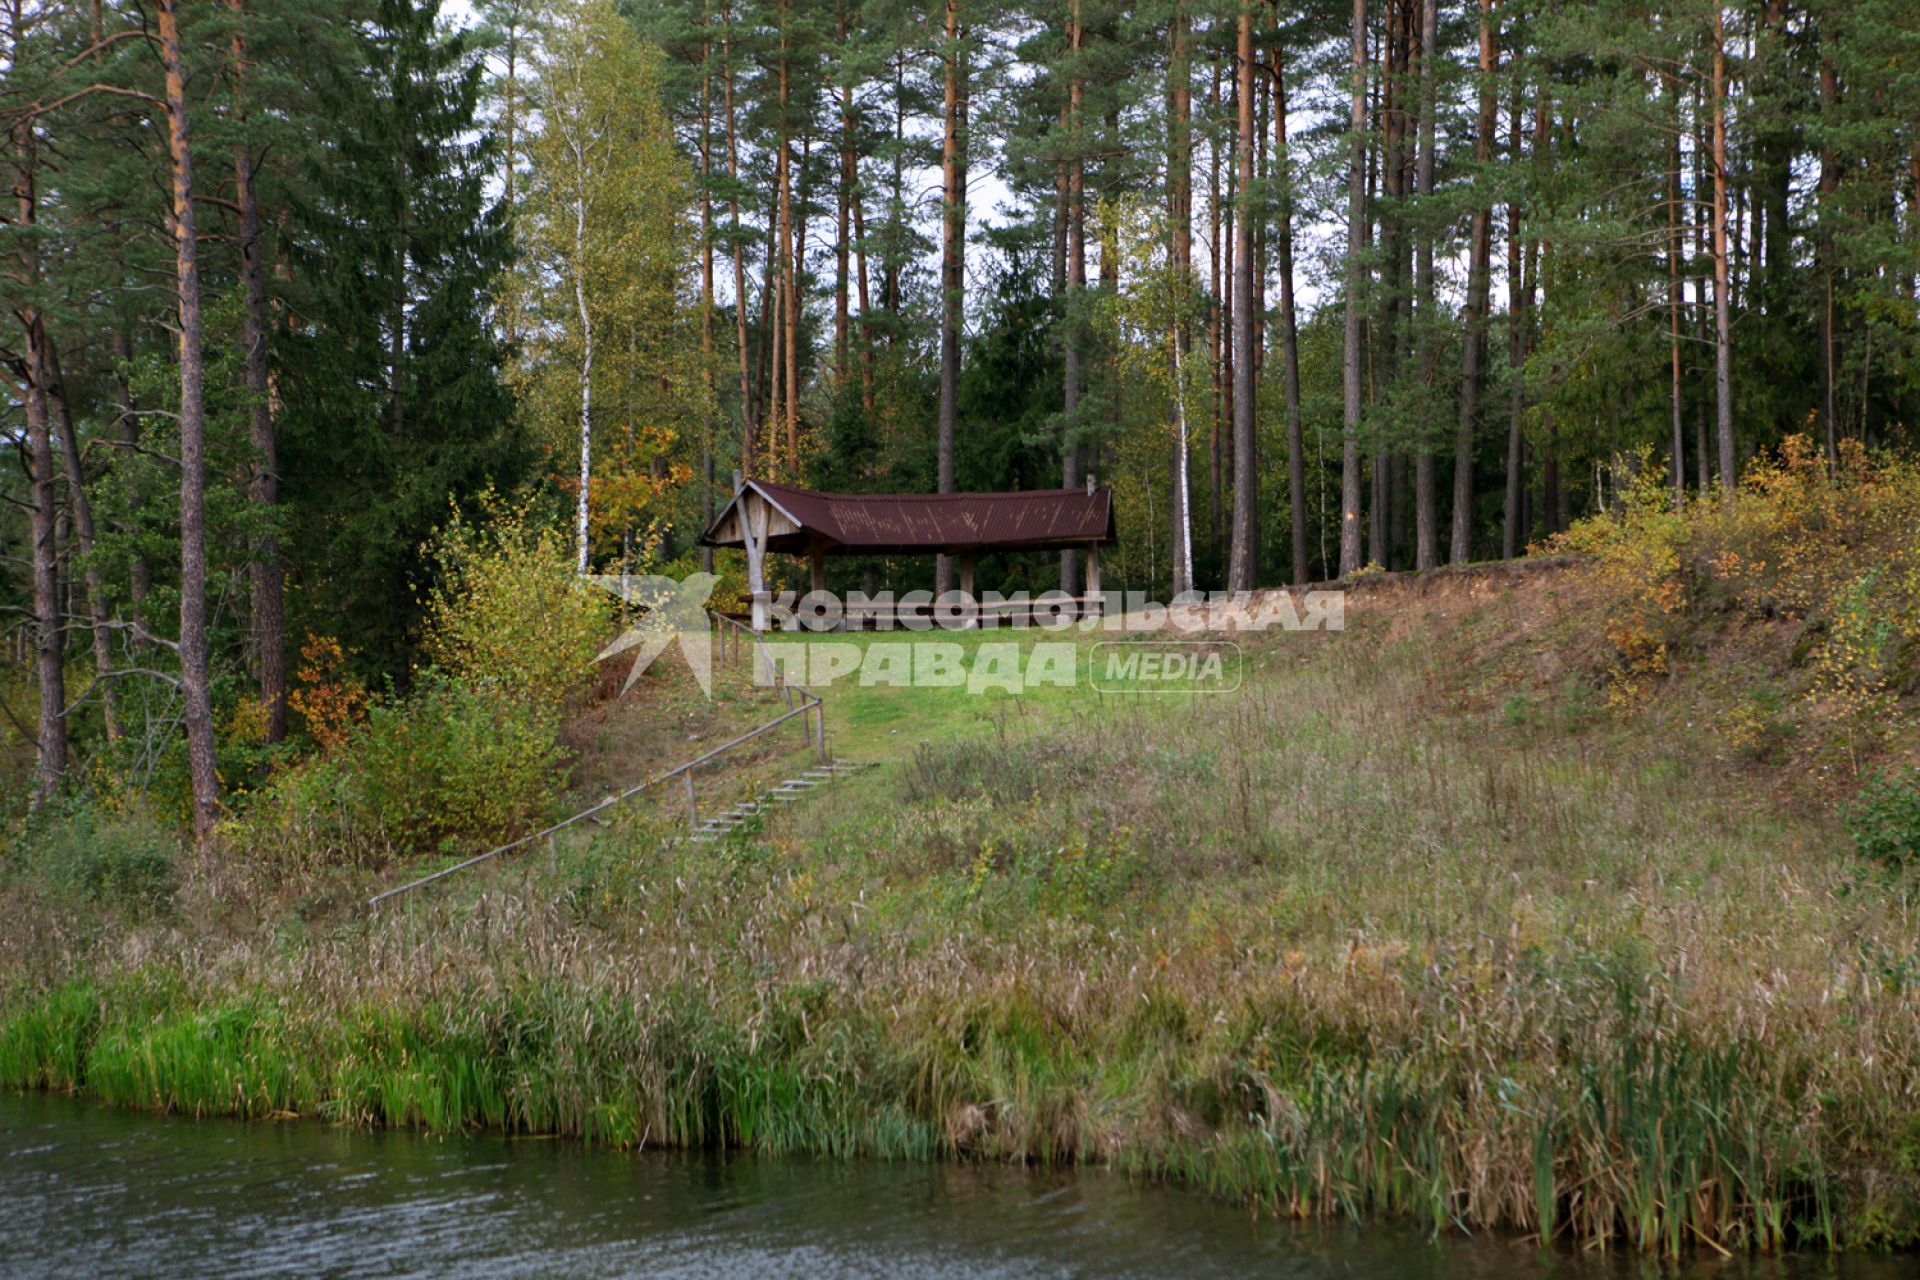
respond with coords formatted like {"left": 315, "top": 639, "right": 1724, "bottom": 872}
{"left": 701, "top": 477, "right": 1118, "bottom": 629}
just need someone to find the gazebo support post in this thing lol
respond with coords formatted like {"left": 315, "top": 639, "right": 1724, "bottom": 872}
{"left": 808, "top": 541, "right": 830, "bottom": 631}
{"left": 958, "top": 551, "right": 976, "bottom": 629}
{"left": 743, "top": 491, "right": 768, "bottom": 632}
{"left": 1084, "top": 543, "right": 1102, "bottom": 620}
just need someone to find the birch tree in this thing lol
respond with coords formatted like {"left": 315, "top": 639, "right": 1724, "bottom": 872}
{"left": 519, "top": 0, "right": 695, "bottom": 574}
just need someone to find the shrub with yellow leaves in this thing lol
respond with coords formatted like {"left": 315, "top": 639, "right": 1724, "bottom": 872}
{"left": 421, "top": 494, "right": 613, "bottom": 716}
{"left": 1553, "top": 436, "right": 1920, "bottom": 759}
{"left": 1548, "top": 449, "right": 1690, "bottom": 704}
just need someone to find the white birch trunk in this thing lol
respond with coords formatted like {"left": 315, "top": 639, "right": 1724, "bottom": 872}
{"left": 572, "top": 125, "right": 594, "bottom": 574}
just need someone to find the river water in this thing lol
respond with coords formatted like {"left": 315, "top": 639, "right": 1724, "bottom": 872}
{"left": 0, "top": 1090, "right": 1908, "bottom": 1279}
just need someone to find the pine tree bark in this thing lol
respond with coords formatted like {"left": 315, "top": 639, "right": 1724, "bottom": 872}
{"left": 227, "top": 0, "right": 285, "bottom": 741}
{"left": 1818, "top": 57, "right": 1839, "bottom": 463}
{"left": 497, "top": 0, "right": 527, "bottom": 349}
{"left": 1227, "top": 6, "right": 1257, "bottom": 591}
{"left": 1207, "top": 59, "right": 1223, "bottom": 577}
{"left": 699, "top": 20, "right": 718, "bottom": 571}
{"left": 853, "top": 183, "right": 873, "bottom": 412}
{"left": 776, "top": 14, "right": 798, "bottom": 467}
{"left": 1693, "top": 80, "right": 1712, "bottom": 491}
{"left": 1168, "top": 2, "right": 1194, "bottom": 597}
{"left": 1215, "top": 82, "right": 1230, "bottom": 581}
{"left": 937, "top": 0, "right": 964, "bottom": 598}
{"left": 22, "top": 332, "right": 65, "bottom": 801}
{"left": 722, "top": 12, "right": 753, "bottom": 471}
{"left": 157, "top": 0, "right": 220, "bottom": 838}
{"left": 1340, "top": 0, "right": 1367, "bottom": 577}
{"left": 834, "top": 0, "right": 853, "bottom": 386}
{"left": 1536, "top": 95, "right": 1558, "bottom": 543}
{"left": 1710, "top": 5, "right": 1736, "bottom": 498}
{"left": 790, "top": 130, "right": 812, "bottom": 465}
{"left": 1502, "top": 83, "right": 1527, "bottom": 559}
{"left": 1668, "top": 72, "right": 1686, "bottom": 507}
{"left": 12, "top": 105, "right": 66, "bottom": 801}
{"left": 1453, "top": 0, "right": 1495, "bottom": 564}
{"left": 1060, "top": 0, "right": 1085, "bottom": 595}
{"left": 1412, "top": 0, "right": 1439, "bottom": 571}
{"left": 1272, "top": 31, "right": 1307, "bottom": 586}
{"left": 46, "top": 339, "right": 118, "bottom": 740}
{"left": 112, "top": 327, "right": 151, "bottom": 631}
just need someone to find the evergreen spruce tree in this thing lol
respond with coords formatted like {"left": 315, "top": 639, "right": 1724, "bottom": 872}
{"left": 280, "top": 0, "right": 525, "bottom": 673}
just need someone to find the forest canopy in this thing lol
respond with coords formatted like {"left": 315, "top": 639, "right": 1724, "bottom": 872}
{"left": 4, "top": 0, "right": 1920, "bottom": 826}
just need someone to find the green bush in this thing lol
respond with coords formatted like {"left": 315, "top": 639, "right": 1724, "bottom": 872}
{"left": 8, "top": 805, "right": 179, "bottom": 915}
{"left": 355, "top": 678, "right": 563, "bottom": 855}
{"left": 1846, "top": 768, "right": 1920, "bottom": 869}
{"left": 240, "top": 678, "right": 564, "bottom": 862}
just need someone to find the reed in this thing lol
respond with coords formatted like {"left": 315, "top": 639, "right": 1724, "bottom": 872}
{"left": 6, "top": 562, "right": 1919, "bottom": 1256}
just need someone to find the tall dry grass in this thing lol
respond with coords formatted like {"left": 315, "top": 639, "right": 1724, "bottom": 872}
{"left": 5, "top": 532, "right": 1920, "bottom": 1255}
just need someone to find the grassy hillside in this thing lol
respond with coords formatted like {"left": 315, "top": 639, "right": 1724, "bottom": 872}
{"left": 5, "top": 447, "right": 1920, "bottom": 1255}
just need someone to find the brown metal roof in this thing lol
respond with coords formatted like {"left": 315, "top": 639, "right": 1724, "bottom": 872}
{"left": 703, "top": 480, "right": 1118, "bottom": 555}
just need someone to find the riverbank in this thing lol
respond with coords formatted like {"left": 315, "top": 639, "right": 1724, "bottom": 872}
{"left": 7, "top": 527, "right": 1920, "bottom": 1255}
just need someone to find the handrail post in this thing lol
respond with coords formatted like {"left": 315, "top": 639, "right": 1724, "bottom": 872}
{"left": 684, "top": 771, "right": 699, "bottom": 831}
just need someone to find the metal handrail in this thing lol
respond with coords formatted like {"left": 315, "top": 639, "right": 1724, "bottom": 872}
{"left": 367, "top": 612, "right": 823, "bottom": 908}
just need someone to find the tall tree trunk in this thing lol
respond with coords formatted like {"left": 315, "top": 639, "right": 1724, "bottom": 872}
{"left": 700, "top": 20, "right": 718, "bottom": 571}
{"left": 1250, "top": 50, "right": 1267, "bottom": 387}
{"left": 1168, "top": 2, "right": 1194, "bottom": 596}
{"left": 1273, "top": 31, "right": 1306, "bottom": 586}
{"left": 1215, "top": 79, "right": 1231, "bottom": 582}
{"left": 1536, "top": 98, "right": 1558, "bottom": 543}
{"left": 723, "top": 13, "right": 753, "bottom": 471}
{"left": 112, "top": 327, "right": 151, "bottom": 631}
{"left": 227, "top": 0, "right": 284, "bottom": 741}
{"left": 12, "top": 98, "right": 66, "bottom": 800}
{"left": 887, "top": 53, "right": 904, "bottom": 330}
{"left": 1207, "top": 59, "right": 1223, "bottom": 578}
{"left": 1412, "top": 0, "right": 1439, "bottom": 571}
{"left": 853, "top": 183, "right": 873, "bottom": 412}
{"left": 1370, "top": 5, "right": 1393, "bottom": 569}
{"left": 1693, "top": 80, "right": 1712, "bottom": 491}
{"left": 834, "top": 0, "right": 853, "bottom": 386}
{"left": 1340, "top": 0, "right": 1367, "bottom": 577}
{"left": 497, "top": 0, "right": 526, "bottom": 350}
{"left": 22, "top": 330, "right": 64, "bottom": 802}
{"left": 46, "top": 339, "right": 118, "bottom": 740}
{"left": 1227, "top": 5, "right": 1257, "bottom": 591}
{"left": 1818, "top": 57, "right": 1839, "bottom": 463}
{"left": 764, "top": 194, "right": 782, "bottom": 459}
{"left": 1060, "top": 0, "right": 1085, "bottom": 595}
{"left": 571, "top": 135, "right": 594, "bottom": 573}
{"left": 1710, "top": 5, "right": 1736, "bottom": 499}
{"left": 1501, "top": 82, "right": 1527, "bottom": 559}
{"left": 1668, "top": 72, "right": 1686, "bottom": 507}
{"left": 790, "top": 129, "right": 812, "bottom": 466}
{"left": 937, "top": 0, "right": 964, "bottom": 597}
{"left": 1453, "top": 0, "right": 1495, "bottom": 564}
{"left": 158, "top": 0, "right": 220, "bottom": 839}
{"left": 776, "top": 17, "right": 798, "bottom": 467}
